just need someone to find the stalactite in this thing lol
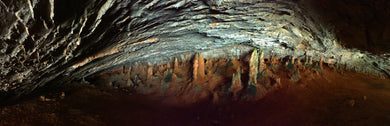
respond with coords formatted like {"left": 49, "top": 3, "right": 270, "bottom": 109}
{"left": 271, "top": 57, "right": 280, "bottom": 71}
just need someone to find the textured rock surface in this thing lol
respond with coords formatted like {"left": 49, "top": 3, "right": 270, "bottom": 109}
{"left": 0, "top": 0, "right": 389, "bottom": 101}
{"left": 307, "top": 0, "right": 390, "bottom": 54}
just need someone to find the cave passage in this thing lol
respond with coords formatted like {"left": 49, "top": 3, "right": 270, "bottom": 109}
{"left": 1, "top": 0, "right": 390, "bottom": 125}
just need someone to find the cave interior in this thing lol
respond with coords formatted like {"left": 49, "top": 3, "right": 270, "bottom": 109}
{"left": 0, "top": 0, "right": 390, "bottom": 125}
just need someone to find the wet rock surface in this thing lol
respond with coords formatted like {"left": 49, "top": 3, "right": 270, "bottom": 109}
{"left": 0, "top": 0, "right": 389, "bottom": 101}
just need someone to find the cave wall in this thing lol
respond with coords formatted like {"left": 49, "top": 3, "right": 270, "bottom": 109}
{"left": 306, "top": 0, "right": 390, "bottom": 54}
{"left": 0, "top": 0, "right": 389, "bottom": 101}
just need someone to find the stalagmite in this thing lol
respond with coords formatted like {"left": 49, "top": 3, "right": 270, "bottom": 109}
{"left": 147, "top": 66, "right": 153, "bottom": 84}
{"left": 249, "top": 49, "right": 259, "bottom": 86}
{"left": 174, "top": 57, "right": 179, "bottom": 73}
{"left": 309, "top": 57, "right": 313, "bottom": 65}
{"left": 128, "top": 66, "right": 132, "bottom": 79}
{"left": 292, "top": 56, "right": 295, "bottom": 64}
{"left": 259, "top": 51, "right": 265, "bottom": 72}
{"left": 121, "top": 66, "right": 129, "bottom": 82}
{"left": 193, "top": 53, "right": 199, "bottom": 81}
{"left": 167, "top": 62, "right": 171, "bottom": 69}
{"left": 286, "top": 57, "right": 295, "bottom": 71}
{"left": 305, "top": 56, "right": 310, "bottom": 68}
{"left": 198, "top": 53, "right": 205, "bottom": 78}
{"left": 158, "top": 64, "right": 165, "bottom": 72}
{"left": 231, "top": 67, "right": 243, "bottom": 99}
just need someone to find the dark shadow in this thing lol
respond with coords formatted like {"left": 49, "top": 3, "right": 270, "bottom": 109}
{"left": 306, "top": 0, "right": 390, "bottom": 54}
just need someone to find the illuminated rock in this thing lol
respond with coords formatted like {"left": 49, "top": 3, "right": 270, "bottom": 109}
{"left": 0, "top": 0, "right": 389, "bottom": 102}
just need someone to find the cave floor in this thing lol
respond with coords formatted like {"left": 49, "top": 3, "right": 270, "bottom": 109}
{"left": 1, "top": 68, "right": 390, "bottom": 126}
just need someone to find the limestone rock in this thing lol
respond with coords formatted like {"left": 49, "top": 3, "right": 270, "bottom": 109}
{"left": 198, "top": 54, "right": 206, "bottom": 78}
{"left": 174, "top": 57, "right": 179, "bottom": 73}
{"left": 147, "top": 66, "right": 153, "bottom": 84}
{"left": 231, "top": 67, "right": 243, "bottom": 99}
{"left": 193, "top": 54, "right": 199, "bottom": 81}
{"left": 259, "top": 51, "right": 265, "bottom": 72}
{"left": 248, "top": 49, "right": 259, "bottom": 86}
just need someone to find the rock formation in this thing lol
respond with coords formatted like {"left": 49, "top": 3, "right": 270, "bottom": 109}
{"left": 0, "top": 0, "right": 389, "bottom": 102}
{"left": 259, "top": 50, "right": 265, "bottom": 72}
{"left": 248, "top": 49, "right": 259, "bottom": 86}
{"left": 174, "top": 57, "right": 179, "bottom": 73}
{"left": 230, "top": 67, "right": 242, "bottom": 99}
{"left": 198, "top": 53, "right": 206, "bottom": 79}
{"left": 146, "top": 66, "right": 153, "bottom": 84}
{"left": 192, "top": 54, "right": 199, "bottom": 82}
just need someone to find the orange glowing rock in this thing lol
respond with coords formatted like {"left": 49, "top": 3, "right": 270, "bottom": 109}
{"left": 198, "top": 54, "right": 205, "bottom": 78}
{"left": 174, "top": 57, "right": 179, "bottom": 73}
{"left": 193, "top": 54, "right": 199, "bottom": 81}
{"left": 249, "top": 49, "right": 259, "bottom": 85}
{"left": 259, "top": 51, "right": 265, "bottom": 72}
